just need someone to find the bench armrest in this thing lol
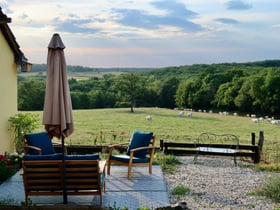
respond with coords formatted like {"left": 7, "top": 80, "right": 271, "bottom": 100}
{"left": 99, "top": 160, "right": 106, "bottom": 173}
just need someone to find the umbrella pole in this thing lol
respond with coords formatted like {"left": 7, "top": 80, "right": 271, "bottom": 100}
{"left": 62, "top": 136, "right": 67, "bottom": 204}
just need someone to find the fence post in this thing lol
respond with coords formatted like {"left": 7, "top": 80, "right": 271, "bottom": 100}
{"left": 258, "top": 131, "right": 264, "bottom": 152}
{"left": 254, "top": 131, "right": 264, "bottom": 163}
{"left": 160, "top": 139, "right": 163, "bottom": 151}
{"left": 251, "top": 132, "right": 255, "bottom": 145}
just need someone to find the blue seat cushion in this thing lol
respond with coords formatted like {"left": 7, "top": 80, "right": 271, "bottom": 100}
{"left": 64, "top": 154, "right": 100, "bottom": 160}
{"left": 110, "top": 155, "right": 150, "bottom": 163}
{"left": 23, "top": 153, "right": 62, "bottom": 160}
{"left": 126, "top": 130, "right": 153, "bottom": 158}
{"left": 25, "top": 132, "right": 55, "bottom": 155}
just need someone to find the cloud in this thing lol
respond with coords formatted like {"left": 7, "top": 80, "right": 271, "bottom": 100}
{"left": 225, "top": 0, "right": 252, "bottom": 10}
{"left": 19, "top": 12, "right": 28, "bottom": 20}
{"left": 215, "top": 18, "right": 239, "bottom": 24}
{"left": 113, "top": 8, "right": 201, "bottom": 32}
{"left": 112, "top": 1, "right": 202, "bottom": 32}
{"left": 52, "top": 17, "right": 102, "bottom": 34}
{"left": 151, "top": 0, "right": 197, "bottom": 18}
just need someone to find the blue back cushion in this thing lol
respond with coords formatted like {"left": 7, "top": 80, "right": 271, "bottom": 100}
{"left": 25, "top": 132, "right": 55, "bottom": 155}
{"left": 126, "top": 130, "right": 153, "bottom": 158}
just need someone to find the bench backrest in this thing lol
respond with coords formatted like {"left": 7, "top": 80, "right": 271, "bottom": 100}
{"left": 22, "top": 160, "right": 102, "bottom": 193}
{"left": 196, "top": 132, "right": 239, "bottom": 149}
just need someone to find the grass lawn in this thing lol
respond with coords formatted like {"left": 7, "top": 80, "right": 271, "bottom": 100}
{"left": 29, "top": 107, "right": 280, "bottom": 162}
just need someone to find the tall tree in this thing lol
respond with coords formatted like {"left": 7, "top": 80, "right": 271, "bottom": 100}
{"left": 114, "top": 73, "right": 145, "bottom": 112}
{"left": 18, "top": 80, "right": 45, "bottom": 110}
{"left": 159, "top": 77, "right": 179, "bottom": 108}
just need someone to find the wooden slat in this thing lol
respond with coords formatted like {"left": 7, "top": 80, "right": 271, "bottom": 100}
{"left": 22, "top": 159, "right": 105, "bottom": 206}
{"left": 67, "top": 184, "right": 99, "bottom": 189}
{"left": 66, "top": 173, "right": 98, "bottom": 178}
{"left": 27, "top": 185, "right": 62, "bottom": 190}
{"left": 24, "top": 173, "right": 61, "bottom": 178}
{"left": 66, "top": 178, "right": 98, "bottom": 183}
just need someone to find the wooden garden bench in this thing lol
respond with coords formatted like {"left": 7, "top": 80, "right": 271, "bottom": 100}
{"left": 21, "top": 158, "right": 106, "bottom": 206}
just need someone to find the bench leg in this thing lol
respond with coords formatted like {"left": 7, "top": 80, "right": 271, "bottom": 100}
{"left": 193, "top": 153, "right": 198, "bottom": 164}
{"left": 234, "top": 154, "right": 237, "bottom": 166}
{"left": 25, "top": 195, "right": 28, "bottom": 206}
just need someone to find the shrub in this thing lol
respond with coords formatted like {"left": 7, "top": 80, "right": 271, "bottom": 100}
{"left": 6, "top": 152, "right": 23, "bottom": 169}
{"left": 0, "top": 154, "right": 16, "bottom": 184}
{"left": 0, "top": 153, "right": 22, "bottom": 184}
{"left": 8, "top": 113, "right": 39, "bottom": 153}
{"left": 171, "top": 184, "right": 191, "bottom": 195}
{"left": 154, "top": 153, "right": 181, "bottom": 173}
{"left": 254, "top": 175, "right": 280, "bottom": 203}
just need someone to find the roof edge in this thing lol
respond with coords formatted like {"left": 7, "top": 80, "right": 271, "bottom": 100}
{"left": 0, "top": 7, "right": 31, "bottom": 71}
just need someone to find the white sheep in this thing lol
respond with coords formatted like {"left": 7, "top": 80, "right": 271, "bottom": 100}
{"left": 252, "top": 118, "right": 259, "bottom": 123}
{"left": 145, "top": 115, "right": 152, "bottom": 121}
{"left": 187, "top": 112, "right": 192, "bottom": 118}
{"left": 271, "top": 120, "right": 280, "bottom": 125}
{"left": 179, "top": 111, "right": 184, "bottom": 117}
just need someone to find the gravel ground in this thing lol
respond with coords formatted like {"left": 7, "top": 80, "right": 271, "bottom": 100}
{"left": 164, "top": 156, "right": 278, "bottom": 210}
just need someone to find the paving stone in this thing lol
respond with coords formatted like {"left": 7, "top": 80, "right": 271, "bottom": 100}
{"left": 0, "top": 165, "right": 170, "bottom": 209}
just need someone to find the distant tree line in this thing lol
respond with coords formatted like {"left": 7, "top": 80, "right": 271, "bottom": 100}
{"left": 18, "top": 60, "right": 280, "bottom": 117}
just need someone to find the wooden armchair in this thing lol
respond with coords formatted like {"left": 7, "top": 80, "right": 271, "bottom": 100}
{"left": 107, "top": 130, "right": 156, "bottom": 179}
{"left": 23, "top": 132, "right": 65, "bottom": 155}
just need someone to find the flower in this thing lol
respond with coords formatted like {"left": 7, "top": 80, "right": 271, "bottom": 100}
{"left": 0, "top": 153, "right": 21, "bottom": 184}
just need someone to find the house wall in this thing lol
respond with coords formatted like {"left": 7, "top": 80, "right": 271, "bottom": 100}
{"left": 0, "top": 30, "right": 18, "bottom": 154}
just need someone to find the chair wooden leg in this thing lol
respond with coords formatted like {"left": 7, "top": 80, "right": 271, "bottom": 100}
{"left": 149, "top": 162, "right": 152, "bottom": 174}
{"left": 127, "top": 165, "right": 132, "bottom": 179}
{"left": 107, "top": 160, "right": 111, "bottom": 175}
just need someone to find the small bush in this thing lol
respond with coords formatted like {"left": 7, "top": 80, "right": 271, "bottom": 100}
{"left": 256, "top": 163, "right": 280, "bottom": 172}
{"left": 254, "top": 175, "right": 280, "bottom": 203}
{"left": 171, "top": 184, "right": 191, "bottom": 195}
{"left": 154, "top": 153, "right": 181, "bottom": 173}
{"left": 0, "top": 153, "right": 22, "bottom": 184}
{"left": 0, "top": 155, "right": 17, "bottom": 183}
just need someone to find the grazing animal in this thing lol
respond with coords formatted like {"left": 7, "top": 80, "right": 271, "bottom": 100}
{"left": 179, "top": 111, "right": 184, "bottom": 117}
{"left": 252, "top": 118, "right": 259, "bottom": 123}
{"left": 271, "top": 120, "right": 280, "bottom": 125}
{"left": 145, "top": 115, "right": 152, "bottom": 121}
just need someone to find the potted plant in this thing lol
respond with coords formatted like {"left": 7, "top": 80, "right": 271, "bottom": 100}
{"left": 8, "top": 113, "right": 39, "bottom": 153}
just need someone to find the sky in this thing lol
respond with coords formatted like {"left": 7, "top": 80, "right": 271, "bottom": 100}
{"left": 1, "top": 0, "right": 280, "bottom": 68}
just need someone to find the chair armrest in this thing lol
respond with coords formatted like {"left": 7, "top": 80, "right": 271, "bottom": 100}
{"left": 52, "top": 140, "right": 68, "bottom": 146}
{"left": 129, "top": 146, "right": 156, "bottom": 159}
{"left": 24, "top": 145, "right": 42, "bottom": 155}
{"left": 108, "top": 142, "right": 129, "bottom": 149}
{"left": 99, "top": 160, "right": 106, "bottom": 173}
{"left": 108, "top": 142, "right": 129, "bottom": 155}
{"left": 130, "top": 146, "right": 156, "bottom": 152}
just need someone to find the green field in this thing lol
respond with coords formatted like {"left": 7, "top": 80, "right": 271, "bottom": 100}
{"left": 29, "top": 107, "right": 280, "bottom": 162}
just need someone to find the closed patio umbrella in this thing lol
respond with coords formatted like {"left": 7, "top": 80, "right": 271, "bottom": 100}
{"left": 42, "top": 33, "right": 74, "bottom": 204}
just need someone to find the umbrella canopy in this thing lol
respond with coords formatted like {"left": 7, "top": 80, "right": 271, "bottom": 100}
{"left": 43, "top": 33, "right": 74, "bottom": 138}
{"left": 42, "top": 33, "right": 74, "bottom": 204}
